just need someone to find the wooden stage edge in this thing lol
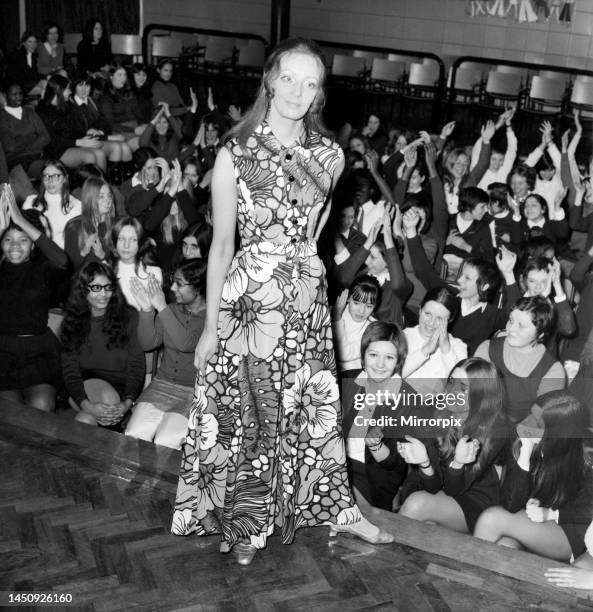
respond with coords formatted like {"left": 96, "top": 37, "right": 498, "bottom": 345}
{"left": 3, "top": 398, "right": 593, "bottom": 604}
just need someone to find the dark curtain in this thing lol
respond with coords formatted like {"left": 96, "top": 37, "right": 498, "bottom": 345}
{"left": 25, "top": 0, "right": 140, "bottom": 38}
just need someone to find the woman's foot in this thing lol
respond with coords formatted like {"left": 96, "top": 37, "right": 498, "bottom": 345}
{"left": 329, "top": 516, "right": 394, "bottom": 544}
{"left": 233, "top": 542, "right": 257, "bottom": 566}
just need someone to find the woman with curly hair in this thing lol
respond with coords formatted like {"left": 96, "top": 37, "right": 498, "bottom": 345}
{"left": 60, "top": 260, "right": 145, "bottom": 428}
{"left": 64, "top": 177, "right": 115, "bottom": 270}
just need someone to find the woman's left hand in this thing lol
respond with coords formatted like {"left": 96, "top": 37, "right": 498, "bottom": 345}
{"left": 437, "top": 318, "right": 450, "bottom": 354}
{"left": 545, "top": 566, "right": 593, "bottom": 590}
{"left": 525, "top": 499, "right": 555, "bottom": 523}
{"left": 397, "top": 435, "right": 429, "bottom": 465}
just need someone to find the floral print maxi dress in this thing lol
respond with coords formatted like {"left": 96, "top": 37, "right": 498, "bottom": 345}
{"left": 171, "top": 123, "right": 361, "bottom": 550}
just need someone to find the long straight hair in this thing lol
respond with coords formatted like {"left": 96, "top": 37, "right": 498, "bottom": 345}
{"left": 518, "top": 390, "right": 589, "bottom": 509}
{"left": 34, "top": 159, "right": 73, "bottom": 215}
{"left": 225, "top": 37, "right": 331, "bottom": 151}
{"left": 78, "top": 177, "right": 115, "bottom": 253}
{"left": 437, "top": 358, "right": 510, "bottom": 475}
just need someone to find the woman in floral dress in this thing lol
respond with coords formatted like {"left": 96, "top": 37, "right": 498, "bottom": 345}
{"left": 171, "top": 38, "right": 393, "bottom": 564}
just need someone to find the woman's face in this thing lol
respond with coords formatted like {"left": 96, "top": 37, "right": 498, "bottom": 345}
{"left": 365, "top": 245, "right": 387, "bottom": 275}
{"left": 155, "top": 116, "right": 169, "bottom": 136}
{"left": 450, "top": 153, "right": 469, "bottom": 180}
{"left": 97, "top": 185, "right": 113, "bottom": 216}
{"left": 489, "top": 151, "right": 504, "bottom": 172}
{"left": 1, "top": 228, "right": 33, "bottom": 264}
{"left": 157, "top": 62, "right": 173, "bottom": 82}
{"left": 143, "top": 158, "right": 159, "bottom": 184}
{"left": 6, "top": 84, "right": 23, "bottom": 108}
{"left": 395, "top": 135, "right": 407, "bottom": 151}
{"left": 75, "top": 81, "right": 91, "bottom": 99}
{"left": 116, "top": 225, "right": 139, "bottom": 264}
{"left": 133, "top": 70, "right": 147, "bottom": 88}
{"left": 506, "top": 308, "right": 539, "bottom": 348}
{"left": 46, "top": 27, "right": 59, "bottom": 44}
{"left": 23, "top": 36, "right": 37, "bottom": 54}
{"left": 409, "top": 169, "right": 424, "bottom": 191}
{"left": 471, "top": 201, "right": 489, "bottom": 222}
{"left": 268, "top": 51, "right": 322, "bottom": 122}
{"left": 510, "top": 173, "right": 529, "bottom": 199}
{"left": 349, "top": 137, "right": 366, "bottom": 155}
{"left": 205, "top": 123, "right": 219, "bottom": 146}
{"left": 347, "top": 296, "right": 374, "bottom": 323}
{"left": 41, "top": 164, "right": 65, "bottom": 195}
{"left": 63, "top": 84, "right": 72, "bottom": 100}
{"left": 170, "top": 270, "right": 198, "bottom": 305}
{"left": 337, "top": 205, "right": 356, "bottom": 234}
{"left": 418, "top": 300, "right": 451, "bottom": 339}
{"left": 181, "top": 236, "right": 201, "bottom": 259}
{"left": 523, "top": 268, "right": 550, "bottom": 297}
{"left": 86, "top": 273, "right": 113, "bottom": 315}
{"left": 92, "top": 22, "right": 103, "bottom": 42}
{"left": 457, "top": 264, "right": 480, "bottom": 301}
{"left": 111, "top": 68, "right": 127, "bottom": 90}
{"left": 523, "top": 196, "right": 545, "bottom": 222}
{"left": 367, "top": 114, "right": 380, "bottom": 135}
{"left": 364, "top": 340, "right": 399, "bottom": 380}
{"left": 445, "top": 367, "right": 470, "bottom": 414}
{"left": 183, "top": 163, "right": 199, "bottom": 187}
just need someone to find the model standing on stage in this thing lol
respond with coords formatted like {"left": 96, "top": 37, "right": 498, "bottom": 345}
{"left": 171, "top": 38, "right": 393, "bottom": 564}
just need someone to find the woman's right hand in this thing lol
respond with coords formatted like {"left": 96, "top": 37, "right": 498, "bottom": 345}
{"left": 363, "top": 219, "right": 382, "bottom": 250}
{"left": 333, "top": 289, "right": 348, "bottom": 321}
{"left": 129, "top": 277, "right": 153, "bottom": 312}
{"left": 421, "top": 328, "right": 439, "bottom": 358}
{"left": 397, "top": 435, "right": 429, "bottom": 465}
{"left": 194, "top": 328, "right": 218, "bottom": 375}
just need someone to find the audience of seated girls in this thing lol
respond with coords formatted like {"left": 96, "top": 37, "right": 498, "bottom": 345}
{"left": 475, "top": 296, "right": 565, "bottom": 423}
{"left": 475, "top": 390, "right": 593, "bottom": 563}
{"left": 60, "top": 261, "right": 145, "bottom": 429}
{"left": 332, "top": 275, "right": 379, "bottom": 372}
{"left": 0, "top": 196, "right": 68, "bottom": 412}
{"left": 398, "top": 357, "right": 511, "bottom": 533}
{"left": 125, "top": 258, "right": 206, "bottom": 449}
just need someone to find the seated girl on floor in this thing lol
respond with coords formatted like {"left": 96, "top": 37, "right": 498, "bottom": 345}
{"left": 60, "top": 260, "right": 145, "bottom": 429}
{"left": 475, "top": 390, "right": 593, "bottom": 563}
{"left": 397, "top": 357, "right": 511, "bottom": 534}
{"left": 125, "top": 258, "right": 206, "bottom": 449}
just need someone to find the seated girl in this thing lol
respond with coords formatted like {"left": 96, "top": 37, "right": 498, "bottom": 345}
{"left": 139, "top": 103, "right": 183, "bottom": 162}
{"left": 397, "top": 357, "right": 511, "bottom": 533}
{"left": 475, "top": 390, "right": 593, "bottom": 563}
{"left": 404, "top": 206, "right": 521, "bottom": 355}
{"left": 22, "top": 159, "right": 81, "bottom": 249}
{"left": 341, "top": 320, "right": 416, "bottom": 510}
{"left": 402, "top": 286, "right": 468, "bottom": 395}
{"left": 180, "top": 221, "right": 212, "bottom": 263}
{"left": 110, "top": 216, "right": 163, "bottom": 310}
{"left": 332, "top": 274, "right": 380, "bottom": 372}
{"left": 475, "top": 296, "right": 565, "bottom": 423}
{"left": 335, "top": 206, "right": 412, "bottom": 327}
{"left": 64, "top": 177, "right": 115, "bottom": 270}
{"left": 60, "top": 261, "right": 145, "bottom": 428}
{"left": 0, "top": 193, "right": 68, "bottom": 412}
{"left": 125, "top": 258, "right": 206, "bottom": 449}
{"left": 519, "top": 192, "right": 569, "bottom": 249}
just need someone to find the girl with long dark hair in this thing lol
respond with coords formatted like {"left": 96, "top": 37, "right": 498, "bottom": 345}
{"left": 60, "top": 260, "right": 144, "bottom": 428}
{"left": 76, "top": 18, "right": 112, "bottom": 75}
{"left": 397, "top": 357, "right": 510, "bottom": 532}
{"left": 475, "top": 390, "right": 593, "bottom": 562}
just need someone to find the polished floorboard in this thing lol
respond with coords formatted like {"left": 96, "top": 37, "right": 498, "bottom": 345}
{"left": 2, "top": 400, "right": 593, "bottom": 611}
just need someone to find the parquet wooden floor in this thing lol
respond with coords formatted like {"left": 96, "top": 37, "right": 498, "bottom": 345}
{"left": 2, "top": 401, "right": 593, "bottom": 611}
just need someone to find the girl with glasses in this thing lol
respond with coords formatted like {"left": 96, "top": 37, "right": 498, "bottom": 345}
{"left": 0, "top": 189, "right": 68, "bottom": 412}
{"left": 125, "top": 258, "right": 206, "bottom": 449}
{"left": 60, "top": 261, "right": 145, "bottom": 429}
{"left": 22, "top": 159, "right": 81, "bottom": 249}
